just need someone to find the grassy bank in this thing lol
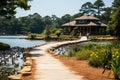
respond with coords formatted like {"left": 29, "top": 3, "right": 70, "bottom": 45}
{"left": 0, "top": 42, "right": 10, "bottom": 50}
{"left": 27, "top": 33, "right": 79, "bottom": 41}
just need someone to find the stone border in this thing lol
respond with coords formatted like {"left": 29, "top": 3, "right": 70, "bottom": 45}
{"left": 47, "top": 39, "right": 88, "bottom": 55}
{"left": 8, "top": 52, "right": 32, "bottom": 80}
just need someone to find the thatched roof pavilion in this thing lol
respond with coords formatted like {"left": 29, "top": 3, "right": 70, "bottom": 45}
{"left": 62, "top": 15, "right": 107, "bottom": 35}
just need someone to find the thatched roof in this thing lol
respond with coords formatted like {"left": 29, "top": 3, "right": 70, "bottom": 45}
{"left": 101, "top": 23, "right": 107, "bottom": 27}
{"left": 62, "top": 15, "right": 107, "bottom": 27}
{"left": 75, "top": 15, "right": 99, "bottom": 20}
{"left": 62, "top": 21, "right": 76, "bottom": 26}
{"left": 88, "top": 22, "right": 97, "bottom": 26}
{"left": 62, "top": 21, "right": 107, "bottom": 27}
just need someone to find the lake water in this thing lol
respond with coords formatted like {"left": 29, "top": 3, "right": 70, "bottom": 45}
{"left": 0, "top": 36, "right": 54, "bottom": 48}
{"left": 0, "top": 36, "right": 56, "bottom": 79}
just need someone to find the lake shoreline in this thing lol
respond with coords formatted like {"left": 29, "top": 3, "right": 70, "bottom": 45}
{"left": 23, "top": 36, "right": 116, "bottom": 80}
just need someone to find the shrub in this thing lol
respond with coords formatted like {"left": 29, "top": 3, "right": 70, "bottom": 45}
{"left": 67, "top": 45, "right": 80, "bottom": 57}
{"left": 89, "top": 52, "right": 102, "bottom": 67}
{"left": 72, "top": 45, "right": 81, "bottom": 52}
{"left": 0, "top": 42, "right": 10, "bottom": 50}
{"left": 75, "top": 50, "right": 91, "bottom": 60}
{"left": 100, "top": 43, "right": 120, "bottom": 80}
{"left": 43, "top": 25, "right": 51, "bottom": 39}
{"left": 30, "top": 34, "right": 36, "bottom": 39}
{"left": 83, "top": 43, "right": 96, "bottom": 50}
{"left": 102, "top": 45, "right": 113, "bottom": 69}
{"left": 67, "top": 49, "right": 75, "bottom": 57}
{"left": 55, "top": 29, "right": 62, "bottom": 37}
{"left": 89, "top": 57, "right": 102, "bottom": 67}
{"left": 110, "top": 56, "right": 120, "bottom": 79}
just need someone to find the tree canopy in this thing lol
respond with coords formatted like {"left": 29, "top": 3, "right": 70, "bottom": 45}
{"left": 0, "top": 0, "right": 32, "bottom": 18}
{"left": 79, "top": 2, "right": 94, "bottom": 15}
{"left": 79, "top": 0, "right": 105, "bottom": 16}
{"left": 93, "top": 0, "right": 105, "bottom": 16}
{"left": 108, "top": 7, "right": 120, "bottom": 37}
{"left": 112, "top": 0, "right": 120, "bottom": 9}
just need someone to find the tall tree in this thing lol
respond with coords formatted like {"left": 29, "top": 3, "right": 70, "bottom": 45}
{"left": 108, "top": 7, "right": 120, "bottom": 37}
{"left": 112, "top": 0, "right": 120, "bottom": 9}
{"left": 101, "top": 7, "right": 113, "bottom": 24}
{"left": 61, "top": 14, "right": 71, "bottom": 24}
{"left": 93, "top": 0, "right": 105, "bottom": 16}
{"left": 71, "top": 13, "right": 82, "bottom": 20}
{"left": 79, "top": 2, "right": 95, "bottom": 15}
{"left": 43, "top": 25, "right": 51, "bottom": 39}
{"left": 0, "top": 0, "right": 32, "bottom": 18}
{"left": 43, "top": 16, "right": 52, "bottom": 25}
{"left": 51, "top": 15, "right": 63, "bottom": 29}
{"left": 30, "top": 13, "right": 44, "bottom": 33}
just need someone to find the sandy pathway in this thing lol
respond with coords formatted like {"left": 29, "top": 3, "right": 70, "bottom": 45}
{"left": 30, "top": 37, "right": 87, "bottom": 80}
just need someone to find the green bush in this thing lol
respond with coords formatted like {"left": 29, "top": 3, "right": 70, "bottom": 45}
{"left": 0, "top": 42, "right": 10, "bottom": 50}
{"left": 83, "top": 43, "right": 96, "bottom": 50}
{"left": 43, "top": 25, "right": 51, "bottom": 39}
{"left": 30, "top": 34, "right": 36, "bottom": 39}
{"left": 75, "top": 50, "right": 90, "bottom": 60}
{"left": 89, "top": 56, "right": 102, "bottom": 67}
{"left": 67, "top": 49, "right": 75, "bottom": 57}
{"left": 55, "top": 29, "right": 62, "bottom": 37}
{"left": 110, "top": 56, "right": 120, "bottom": 79}
{"left": 67, "top": 45, "right": 80, "bottom": 57}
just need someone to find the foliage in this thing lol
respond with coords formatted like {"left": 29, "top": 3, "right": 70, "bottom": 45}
{"left": 55, "top": 29, "right": 62, "bottom": 37}
{"left": 108, "top": 7, "right": 120, "bottom": 37}
{"left": 101, "top": 45, "right": 113, "bottom": 69}
{"left": 107, "top": 0, "right": 120, "bottom": 36}
{"left": 102, "top": 44, "right": 120, "bottom": 79}
{"left": 0, "top": 13, "right": 62, "bottom": 35}
{"left": 43, "top": 25, "right": 51, "bottom": 39}
{"left": 93, "top": 0, "right": 105, "bottom": 16}
{"left": 67, "top": 45, "right": 80, "bottom": 57}
{"left": 112, "top": 0, "right": 120, "bottom": 9}
{"left": 0, "top": 42, "right": 10, "bottom": 50}
{"left": 61, "top": 14, "right": 71, "bottom": 24}
{"left": 79, "top": 2, "right": 94, "bottom": 15}
{"left": 29, "top": 33, "right": 37, "bottom": 39}
{"left": 67, "top": 41, "right": 120, "bottom": 79}
{"left": 59, "top": 35, "right": 75, "bottom": 40}
{"left": 0, "top": 0, "right": 32, "bottom": 18}
{"left": 110, "top": 56, "right": 120, "bottom": 79}
{"left": 75, "top": 49, "right": 91, "bottom": 60}
{"left": 79, "top": 0, "right": 105, "bottom": 16}
{"left": 89, "top": 52, "right": 102, "bottom": 67}
{"left": 101, "top": 7, "right": 113, "bottom": 24}
{"left": 67, "top": 49, "right": 75, "bottom": 57}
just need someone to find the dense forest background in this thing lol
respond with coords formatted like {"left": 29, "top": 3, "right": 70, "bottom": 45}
{"left": 0, "top": 0, "right": 119, "bottom": 35}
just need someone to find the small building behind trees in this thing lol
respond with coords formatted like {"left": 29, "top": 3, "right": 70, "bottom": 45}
{"left": 62, "top": 15, "right": 107, "bottom": 36}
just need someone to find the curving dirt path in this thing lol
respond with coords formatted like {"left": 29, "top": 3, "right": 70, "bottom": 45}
{"left": 30, "top": 37, "right": 87, "bottom": 80}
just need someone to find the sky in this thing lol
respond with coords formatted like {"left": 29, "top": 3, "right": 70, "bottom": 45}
{"left": 15, "top": 0, "right": 114, "bottom": 18}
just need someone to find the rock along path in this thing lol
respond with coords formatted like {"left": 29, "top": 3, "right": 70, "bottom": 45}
{"left": 30, "top": 36, "right": 87, "bottom": 80}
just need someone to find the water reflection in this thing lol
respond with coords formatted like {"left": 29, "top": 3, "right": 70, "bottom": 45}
{"left": 0, "top": 36, "right": 57, "bottom": 48}
{"left": 0, "top": 47, "right": 26, "bottom": 79}
{"left": 0, "top": 36, "right": 56, "bottom": 79}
